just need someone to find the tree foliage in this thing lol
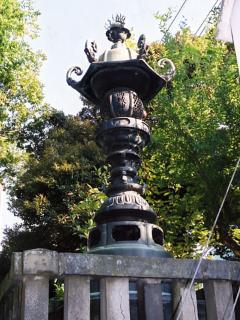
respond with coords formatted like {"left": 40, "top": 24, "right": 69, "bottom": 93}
{"left": 8, "top": 112, "right": 105, "bottom": 245}
{"left": 0, "top": 0, "right": 49, "bottom": 179}
{"left": 142, "top": 22, "right": 240, "bottom": 258}
{"left": 0, "top": 0, "right": 106, "bottom": 280}
{"left": 1, "top": 7, "right": 240, "bottom": 285}
{"left": 0, "top": 111, "right": 106, "bottom": 279}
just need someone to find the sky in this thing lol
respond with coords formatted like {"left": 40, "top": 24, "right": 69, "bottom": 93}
{"left": 0, "top": 0, "right": 219, "bottom": 245}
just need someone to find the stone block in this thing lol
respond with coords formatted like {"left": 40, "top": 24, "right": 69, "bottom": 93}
{"left": 100, "top": 277, "right": 130, "bottom": 320}
{"left": 204, "top": 280, "right": 235, "bottom": 320}
{"left": 23, "top": 249, "right": 58, "bottom": 276}
{"left": 64, "top": 276, "right": 90, "bottom": 320}
{"left": 22, "top": 275, "right": 49, "bottom": 320}
{"left": 10, "top": 252, "right": 23, "bottom": 277}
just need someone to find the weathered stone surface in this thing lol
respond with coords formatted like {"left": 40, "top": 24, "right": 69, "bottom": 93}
{"left": 59, "top": 253, "right": 240, "bottom": 281}
{"left": 11, "top": 286, "right": 21, "bottom": 320}
{"left": 23, "top": 249, "right": 58, "bottom": 276}
{"left": 204, "top": 280, "right": 235, "bottom": 320}
{"left": 1, "top": 251, "right": 240, "bottom": 320}
{"left": 10, "top": 252, "right": 23, "bottom": 277}
{"left": 64, "top": 276, "right": 90, "bottom": 320}
{"left": 144, "top": 283, "right": 164, "bottom": 320}
{"left": 22, "top": 275, "right": 49, "bottom": 320}
{"left": 100, "top": 277, "right": 130, "bottom": 320}
{"left": 172, "top": 280, "right": 198, "bottom": 320}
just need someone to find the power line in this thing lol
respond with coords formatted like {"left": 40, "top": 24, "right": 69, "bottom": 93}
{"left": 230, "top": 285, "right": 240, "bottom": 319}
{"left": 175, "top": 156, "right": 240, "bottom": 320}
{"left": 194, "top": 0, "right": 220, "bottom": 35}
{"left": 165, "top": 0, "right": 188, "bottom": 34}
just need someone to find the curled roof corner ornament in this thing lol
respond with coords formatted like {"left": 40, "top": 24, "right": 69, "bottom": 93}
{"left": 66, "top": 15, "right": 176, "bottom": 104}
{"left": 66, "top": 66, "right": 83, "bottom": 87}
{"left": 158, "top": 58, "right": 176, "bottom": 82}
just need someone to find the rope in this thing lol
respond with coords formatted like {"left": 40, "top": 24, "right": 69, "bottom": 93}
{"left": 175, "top": 156, "right": 240, "bottom": 320}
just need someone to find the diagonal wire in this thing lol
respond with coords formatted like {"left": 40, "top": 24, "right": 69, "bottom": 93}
{"left": 230, "top": 285, "right": 240, "bottom": 320}
{"left": 165, "top": 0, "right": 188, "bottom": 34}
{"left": 194, "top": 0, "right": 220, "bottom": 35}
{"left": 199, "top": 0, "right": 222, "bottom": 36}
{"left": 175, "top": 156, "right": 240, "bottom": 320}
{"left": 221, "top": 266, "right": 240, "bottom": 319}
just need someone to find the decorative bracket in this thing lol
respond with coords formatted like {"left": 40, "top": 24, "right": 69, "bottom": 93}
{"left": 66, "top": 66, "right": 83, "bottom": 87}
{"left": 158, "top": 58, "right": 176, "bottom": 82}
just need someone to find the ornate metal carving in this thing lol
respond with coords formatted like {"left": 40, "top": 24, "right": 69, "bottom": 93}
{"left": 96, "top": 117, "right": 150, "bottom": 156}
{"left": 100, "top": 89, "right": 146, "bottom": 119}
{"left": 158, "top": 58, "right": 176, "bottom": 82}
{"left": 105, "top": 14, "right": 131, "bottom": 43}
{"left": 66, "top": 66, "right": 83, "bottom": 87}
{"left": 67, "top": 14, "right": 176, "bottom": 258}
{"left": 105, "top": 14, "right": 126, "bottom": 29}
{"left": 67, "top": 15, "right": 176, "bottom": 103}
{"left": 137, "top": 34, "right": 148, "bottom": 59}
{"left": 84, "top": 40, "right": 97, "bottom": 63}
{"left": 105, "top": 191, "right": 150, "bottom": 209}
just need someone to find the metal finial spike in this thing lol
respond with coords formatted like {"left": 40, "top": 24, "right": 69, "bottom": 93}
{"left": 105, "top": 19, "right": 112, "bottom": 30}
{"left": 106, "top": 13, "right": 127, "bottom": 31}
{"left": 115, "top": 13, "right": 126, "bottom": 26}
{"left": 105, "top": 14, "right": 131, "bottom": 43}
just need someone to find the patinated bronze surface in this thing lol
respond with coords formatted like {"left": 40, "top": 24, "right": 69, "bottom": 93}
{"left": 67, "top": 14, "right": 175, "bottom": 258}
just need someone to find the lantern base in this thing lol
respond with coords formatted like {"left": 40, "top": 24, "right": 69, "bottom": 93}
{"left": 87, "top": 220, "right": 171, "bottom": 258}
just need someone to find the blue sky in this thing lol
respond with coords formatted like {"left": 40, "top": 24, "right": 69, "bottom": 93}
{"left": 0, "top": 0, "right": 219, "bottom": 245}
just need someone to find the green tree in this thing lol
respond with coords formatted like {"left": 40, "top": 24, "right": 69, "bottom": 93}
{"left": 2, "top": 6, "right": 240, "bottom": 282}
{"left": 9, "top": 112, "right": 105, "bottom": 247}
{"left": 0, "top": 0, "right": 49, "bottom": 179}
{"left": 142, "top": 23, "right": 240, "bottom": 259}
{"left": 0, "top": 111, "right": 106, "bottom": 279}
